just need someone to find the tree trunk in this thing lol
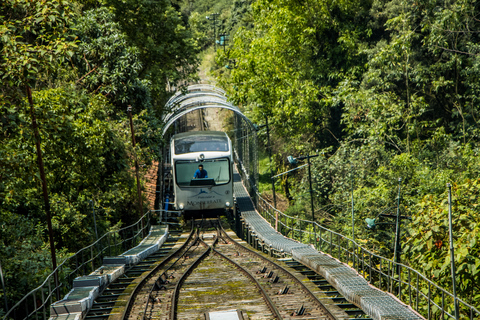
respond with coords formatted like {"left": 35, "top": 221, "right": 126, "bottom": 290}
{"left": 26, "top": 85, "right": 60, "bottom": 300}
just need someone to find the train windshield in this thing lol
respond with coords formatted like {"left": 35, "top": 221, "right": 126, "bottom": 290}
{"left": 174, "top": 135, "right": 229, "bottom": 154}
{"left": 175, "top": 158, "right": 230, "bottom": 186}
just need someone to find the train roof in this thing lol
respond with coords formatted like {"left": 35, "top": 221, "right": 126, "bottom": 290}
{"left": 172, "top": 131, "right": 228, "bottom": 140}
{"left": 172, "top": 131, "right": 230, "bottom": 155}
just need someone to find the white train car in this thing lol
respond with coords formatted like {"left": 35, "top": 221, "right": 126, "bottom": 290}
{"left": 170, "top": 131, "right": 234, "bottom": 216}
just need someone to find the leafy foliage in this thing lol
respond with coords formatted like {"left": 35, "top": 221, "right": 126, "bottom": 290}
{"left": 405, "top": 179, "right": 480, "bottom": 305}
{"left": 73, "top": 7, "right": 151, "bottom": 111}
{"left": 0, "top": 87, "right": 141, "bottom": 306}
{"left": 217, "top": 0, "right": 480, "bottom": 308}
{"left": 0, "top": 0, "right": 198, "bottom": 312}
{"left": 105, "top": 0, "right": 199, "bottom": 108}
{"left": 0, "top": 0, "right": 78, "bottom": 87}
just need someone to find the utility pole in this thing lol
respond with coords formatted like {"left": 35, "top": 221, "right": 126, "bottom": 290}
{"left": 127, "top": 106, "right": 144, "bottom": 235}
{"left": 90, "top": 200, "right": 98, "bottom": 241}
{"left": 265, "top": 116, "right": 278, "bottom": 230}
{"left": 307, "top": 154, "right": 315, "bottom": 222}
{"left": 393, "top": 178, "right": 403, "bottom": 296}
{"left": 393, "top": 178, "right": 402, "bottom": 266}
{"left": 288, "top": 154, "right": 318, "bottom": 222}
{"left": 265, "top": 116, "right": 276, "bottom": 209}
{"left": 206, "top": 13, "right": 219, "bottom": 51}
{"left": 351, "top": 165, "right": 355, "bottom": 242}
{"left": 447, "top": 183, "right": 460, "bottom": 320}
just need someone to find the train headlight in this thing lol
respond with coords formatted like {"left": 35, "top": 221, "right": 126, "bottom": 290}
{"left": 179, "top": 204, "right": 184, "bottom": 210}
{"left": 225, "top": 201, "right": 231, "bottom": 207}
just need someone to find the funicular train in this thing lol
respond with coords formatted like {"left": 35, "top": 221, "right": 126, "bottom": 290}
{"left": 169, "top": 131, "right": 234, "bottom": 217}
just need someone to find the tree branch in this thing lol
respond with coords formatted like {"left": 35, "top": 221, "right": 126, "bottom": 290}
{"left": 76, "top": 65, "right": 98, "bottom": 83}
{"left": 433, "top": 45, "right": 479, "bottom": 56}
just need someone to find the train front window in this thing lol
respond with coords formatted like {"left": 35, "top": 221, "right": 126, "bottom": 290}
{"left": 174, "top": 136, "right": 229, "bottom": 154}
{"left": 175, "top": 158, "right": 230, "bottom": 187}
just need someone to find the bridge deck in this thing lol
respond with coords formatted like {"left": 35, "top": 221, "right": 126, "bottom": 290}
{"left": 233, "top": 171, "right": 424, "bottom": 320}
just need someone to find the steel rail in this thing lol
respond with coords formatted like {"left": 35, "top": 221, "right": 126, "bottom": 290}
{"left": 169, "top": 243, "right": 211, "bottom": 320}
{"left": 140, "top": 228, "right": 202, "bottom": 320}
{"left": 142, "top": 219, "right": 213, "bottom": 320}
{"left": 217, "top": 223, "right": 340, "bottom": 320}
{"left": 140, "top": 218, "right": 213, "bottom": 319}
{"left": 211, "top": 240, "right": 283, "bottom": 319}
{"left": 170, "top": 224, "right": 282, "bottom": 320}
{"left": 121, "top": 227, "right": 196, "bottom": 319}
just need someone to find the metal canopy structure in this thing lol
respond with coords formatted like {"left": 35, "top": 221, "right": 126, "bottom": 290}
{"left": 162, "top": 84, "right": 259, "bottom": 199}
{"left": 162, "top": 84, "right": 255, "bottom": 136}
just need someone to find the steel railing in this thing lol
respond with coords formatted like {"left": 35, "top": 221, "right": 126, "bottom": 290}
{"left": 254, "top": 193, "right": 480, "bottom": 320}
{"left": 233, "top": 146, "right": 479, "bottom": 319}
{"left": 2, "top": 211, "right": 152, "bottom": 320}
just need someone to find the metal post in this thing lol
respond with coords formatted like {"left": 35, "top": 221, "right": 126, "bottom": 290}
{"left": 393, "top": 178, "right": 402, "bottom": 264}
{"left": 393, "top": 178, "right": 402, "bottom": 295}
{"left": 307, "top": 154, "right": 314, "bottom": 222}
{"left": 447, "top": 183, "right": 460, "bottom": 320}
{"left": 127, "top": 106, "right": 144, "bottom": 235}
{"left": 90, "top": 200, "right": 98, "bottom": 241}
{"left": 222, "top": 33, "right": 226, "bottom": 53}
{"left": 206, "top": 13, "right": 219, "bottom": 51}
{"left": 351, "top": 164, "right": 354, "bottom": 242}
{"left": 213, "top": 14, "right": 216, "bottom": 51}
{"left": 265, "top": 116, "right": 279, "bottom": 231}
{"left": 265, "top": 116, "right": 276, "bottom": 209}
{"left": 0, "top": 259, "right": 8, "bottom": 312}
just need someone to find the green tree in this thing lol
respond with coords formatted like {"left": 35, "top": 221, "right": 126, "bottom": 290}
{"left": 404, "top": 179, "right": 480, "bottom": 308}
{"left": 1, "top": 0, "right": 79, "bottom": 301}
{"left": 105, "top": 0, "right": 199, "bottom": 109}
{"left": 73, "top": 7, "right": 151, "bottom": 112}
{"left": 219, "top": 0, "right": 373, "bottom": 152}
{"left": 0, "top": 86, "right": 145, "bottom": 309}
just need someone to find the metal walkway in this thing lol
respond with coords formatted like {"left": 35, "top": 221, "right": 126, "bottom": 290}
{"left": 233, "top": 170, "right": 424, "bottom": 320}
{"left": 48, "top": 225, "right": 169, "bottom": 319}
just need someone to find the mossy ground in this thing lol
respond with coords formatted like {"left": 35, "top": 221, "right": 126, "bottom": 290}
{"left": 177, "top": 251, "right": 271, "bottom": 319}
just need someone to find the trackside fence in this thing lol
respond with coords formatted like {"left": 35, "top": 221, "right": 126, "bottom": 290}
{"left": 253, "top": 191, "right": 480, "bottom": 320}
{"left": 3, "top": 211, "right": 152, "bottom": 320}
{"left": 234, "top": 140, "right": 480, "bottom": 319}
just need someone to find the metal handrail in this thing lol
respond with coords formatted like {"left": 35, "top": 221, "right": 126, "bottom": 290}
{"left": 232, "top": 148, "right": 479, "bottom": 318}
{"left": 3, "top": 211, "right": 152, "bottom": 320}
{"left": 254, "top": 193, "right": 480, "bottom": 320}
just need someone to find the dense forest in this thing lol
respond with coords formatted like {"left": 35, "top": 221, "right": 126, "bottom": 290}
{"left": 1, "top": 0, "right": 479, "bottom": 314}
{"left": 214, "top": 0, "right": 480, "bottom": 308}
{"left": 0, "top": 0, "right": 198, "bottom": 312}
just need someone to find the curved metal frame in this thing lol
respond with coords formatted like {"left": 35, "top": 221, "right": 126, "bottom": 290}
{"left": 161, "top": 84, "right": 256, "bottom": 136}
{"left": 161, "top": 84, "right": 259, "bottom": 198}
{"left": 165, "top": 84, "right": 226, "bottom": 107}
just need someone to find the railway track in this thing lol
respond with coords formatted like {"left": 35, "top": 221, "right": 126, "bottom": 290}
{"left": 174, "top": 222, "right": 279, "bottom": 320}
{"left": 86, "top": 218, "right": 370, "bottom": 320}
{"left": 114, "top": 219, "right": 349, "bottom": 319}
{"left": 123, "top": 226, "right": 202, "bottom": 319}
{"left": 210, "top": 222, "right": 342, "bottom": 320}
{"left": 111, "top": 92, "right": 370, "bottom": 319}
{"left": 177, "top": 109, "right": 206, "bottom": 132}
{"left": 84, "top": 227, "right": 188, "bottom": 320}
